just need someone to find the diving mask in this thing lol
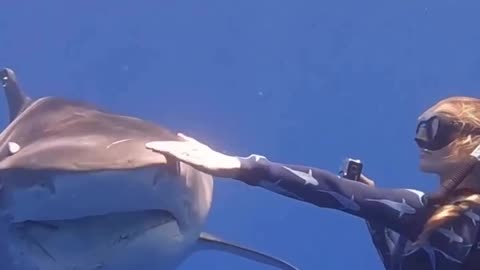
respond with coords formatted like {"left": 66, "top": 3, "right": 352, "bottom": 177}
{"left": 414, "top": 114, "right": 480, "bottom": 151}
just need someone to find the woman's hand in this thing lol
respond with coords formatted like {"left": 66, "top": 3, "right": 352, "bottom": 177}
{"left": 145, "top": 133, "right": 241, "bottom": 175}
{"left": 359, "top": 174, "right": 376, "bottom": 187}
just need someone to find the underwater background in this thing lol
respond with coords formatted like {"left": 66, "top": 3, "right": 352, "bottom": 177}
{"left": 1, "top": 0, "right": 480, "bottom": 269}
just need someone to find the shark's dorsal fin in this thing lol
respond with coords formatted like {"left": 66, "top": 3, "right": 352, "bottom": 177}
{"left": 196, "top": 232, "right": 299, "bottom": 270}
{"left": 1, "top": 68, "right": 32, "bottom": 122}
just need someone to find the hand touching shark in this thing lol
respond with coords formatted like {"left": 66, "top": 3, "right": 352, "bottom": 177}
{"left": 146, "top": 133, "right": 241, "bottom": 176}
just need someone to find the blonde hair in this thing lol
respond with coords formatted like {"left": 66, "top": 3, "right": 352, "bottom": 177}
{"left": 416, "top": 96, "right": 480, "bottom": 245}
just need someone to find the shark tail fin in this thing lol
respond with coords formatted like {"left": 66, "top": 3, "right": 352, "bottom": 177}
{"left": 196, "top": 232, "right": 299, "bottom": 270}
{"left": 1, "top": 68, "right": 32, "bottom": 122}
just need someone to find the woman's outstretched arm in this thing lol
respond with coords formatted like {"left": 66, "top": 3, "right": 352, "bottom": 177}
{"left": 146, "top": 134, "right": 430, "bottom": 240}
{"left": 233, "top": 154, "right": 429, "bottom": 238}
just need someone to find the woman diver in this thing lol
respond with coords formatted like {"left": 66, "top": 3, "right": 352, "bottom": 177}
{"left": 145, "top": 96, "right": 480, "bottom": 270}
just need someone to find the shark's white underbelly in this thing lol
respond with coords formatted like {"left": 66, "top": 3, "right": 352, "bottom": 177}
{"left": 0, "top": 165, "right": 214, "bottom": 270}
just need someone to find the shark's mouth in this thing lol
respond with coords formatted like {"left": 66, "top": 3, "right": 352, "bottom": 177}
{"left": 8, "top": 209, "right": 184, "bottom": 269}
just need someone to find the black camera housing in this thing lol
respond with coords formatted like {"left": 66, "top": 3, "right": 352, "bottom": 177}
{"left": 340, "top": 158, "right": 363, "bottom": 181}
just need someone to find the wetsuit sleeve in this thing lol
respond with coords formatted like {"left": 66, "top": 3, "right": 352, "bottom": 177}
{"left": 231, "top": 154, "right": 430, "bottom": 240}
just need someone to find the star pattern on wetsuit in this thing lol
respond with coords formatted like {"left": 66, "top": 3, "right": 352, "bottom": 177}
{"left": 365, "top": 198, "right": 416, "bottom": 217}
{"left": 464, "top": 209, "right": 480, "bottom": 225}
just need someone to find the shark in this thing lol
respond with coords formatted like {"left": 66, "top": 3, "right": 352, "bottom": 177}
{"left": 0, "top": 68, "right": 298, "bottom": 270}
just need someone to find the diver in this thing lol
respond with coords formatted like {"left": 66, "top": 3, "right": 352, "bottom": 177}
{"left": 145, "top": 96, "right": 480, "bottom": 270}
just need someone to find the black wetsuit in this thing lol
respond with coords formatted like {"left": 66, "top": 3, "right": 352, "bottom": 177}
{"left": 229, "top": 154, "right": 480, "bottom": 270}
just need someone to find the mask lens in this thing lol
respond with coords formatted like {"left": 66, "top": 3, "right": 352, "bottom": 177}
{"left": 430, "top": 117, "right": 439, "bottom": 139}
{"left": 415, "top": 116, "right": 455, "bottom": 150}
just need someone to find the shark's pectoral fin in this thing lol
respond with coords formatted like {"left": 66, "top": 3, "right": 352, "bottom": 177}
{"left": 1, "top": 68, "right": 32, "bottom": 122}
{"left": 195, "top": 232, "right": 299, "bottom": 270}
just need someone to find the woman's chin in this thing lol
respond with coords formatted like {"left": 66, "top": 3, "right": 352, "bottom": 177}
{"left": 419, "top": 166, "right": 435, "bottom": 174}
{"left": 419, "top": 160, "right": 441, "bottom": 174}
{"left": 419, "top": 157, "right": 459, "bottom": 175}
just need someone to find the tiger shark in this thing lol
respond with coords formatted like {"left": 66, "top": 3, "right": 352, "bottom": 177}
{"left": 0, "top": 68, "right": 298, "bottom": 270}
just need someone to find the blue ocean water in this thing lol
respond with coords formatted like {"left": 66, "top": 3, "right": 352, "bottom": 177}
{"left": 1, "top": 1, "right": 480, "bottom": 269}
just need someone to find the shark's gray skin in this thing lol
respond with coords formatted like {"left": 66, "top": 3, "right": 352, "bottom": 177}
{"left": 0, "top": 68, "right": 298, "bottom": 270}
